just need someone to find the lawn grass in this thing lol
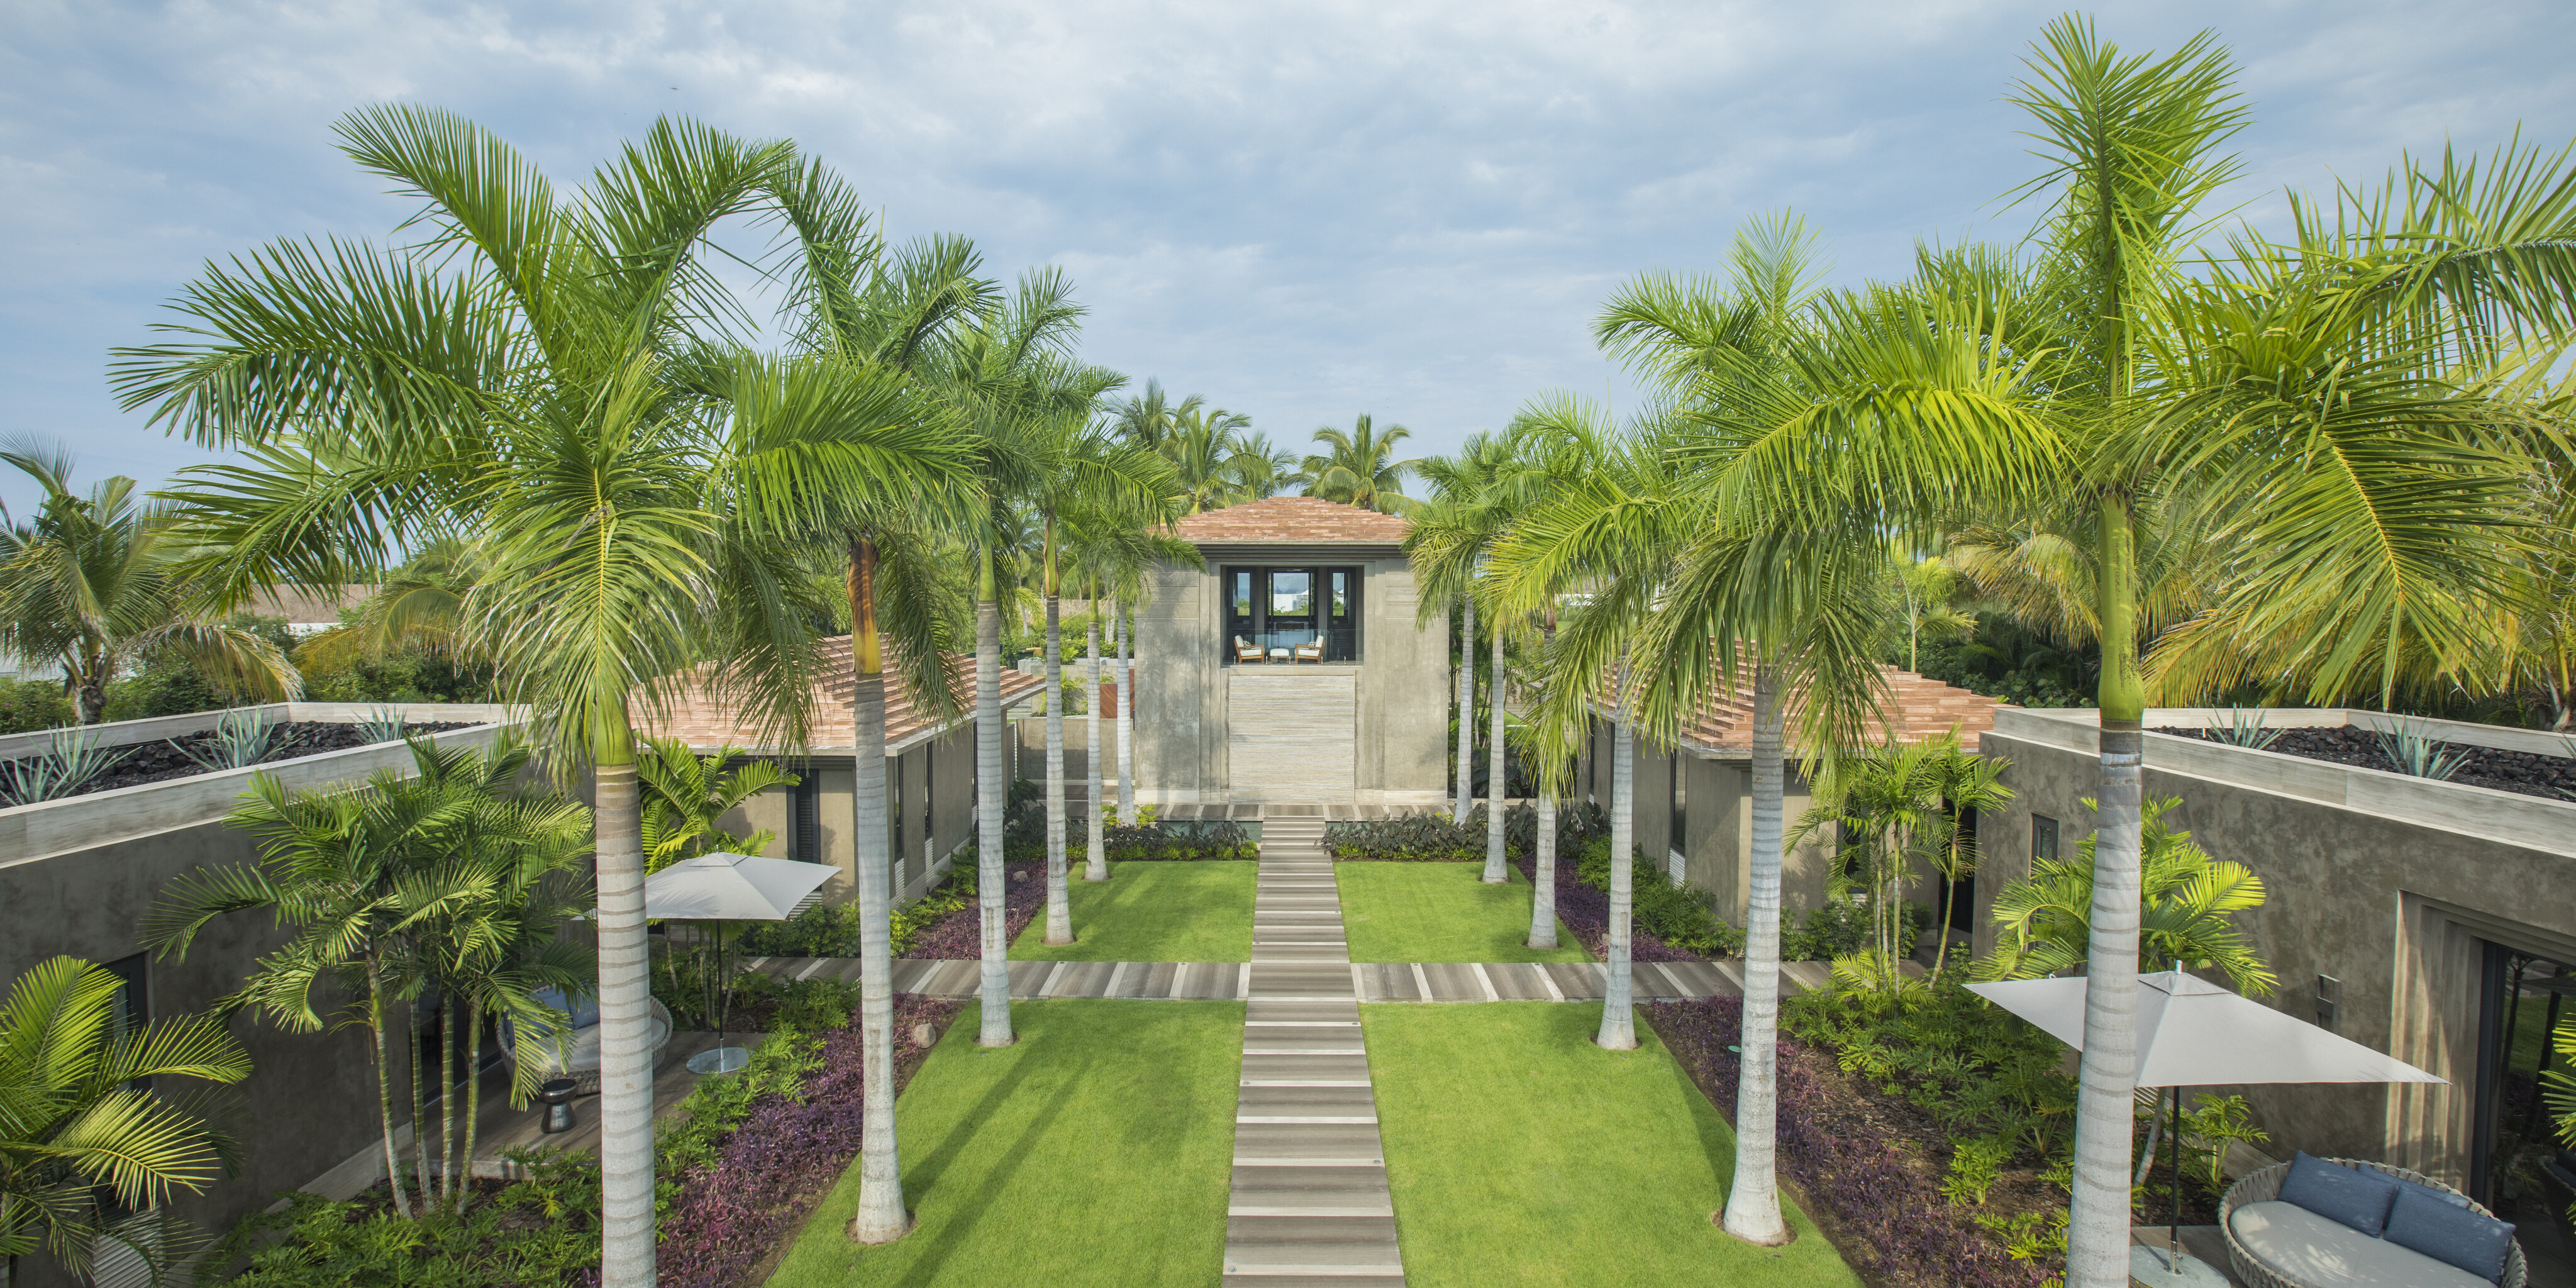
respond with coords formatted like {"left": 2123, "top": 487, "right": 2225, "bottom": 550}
{"left": 1336, "top": 862, "right": 1590, "bottom": 963}
{"left": 1363, "top": 1002, "right": 1863, "bottom": 1288}
{"left": 769, "top": 999, "right": 1241, "bottom": 1287}
{"left": 1008, "top": 860, "right": 1256, "bottom": 962}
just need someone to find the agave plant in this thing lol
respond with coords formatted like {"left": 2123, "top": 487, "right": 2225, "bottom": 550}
{"left": 1, "top": 730, "right": 127, "bottom": 806}
{"left": 177, "top": 708, "right": 276, "bottom": 772}
{"left": 2372, "top": 719, "right": 2470, "bottom": 781}
{"left": 355, "top": 706, "right": 408, "bottom": 745}
{"left": 2207, "top": 707, "right": 2280, "bottom": 750}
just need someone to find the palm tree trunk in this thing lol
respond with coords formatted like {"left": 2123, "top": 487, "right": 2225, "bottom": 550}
{"left": 1455, "top": 598, "right": 1475, "bottom": 820}
{"left": 975, "top": 551, "right": 1015, "bottom": 1048}
{"left": 1723, "top": 665, "right": 1790, "bottom": 1244}
{"left": 1527, "top": 789, "right": 1557, "bottom": 949}
{"left": 74, "top": 653, "right": 108, "bottom": 726}
{"left": 850, "top": 665, "right": 913, "bottom": 1240}
{"left": 411, "top": 999, "right": 433, "bottom": 1211}
{"left": 594, "top": 743, "right": 657, "bottom": 1288}
{"left": 459, "top": 995, "right": 482, "bottom": 1201}
{"left": 1043, "top": 529, "right": 1072, "bottom": 943}
{"left": 1597, "top": 686, "right": 1636, "bottom": 1051}
{"left": 367, "top": 956, "right": 411, "bottom": 1220}
{"left": 2067, "top": 493, "right": 2147, "bottom": 1288}
{"left": 437, "top": 999, "right": 457, "bottom": 1204}
{"left": 1483, "top": 624, "right": 1506, "bottom": 882}
{"left": 1115, "top": 610, "right": 1136, "bottom": 826}
{"left": 1084, "top": 603, "right": 1106, "bottom": 882}
{"left": 841, "top": 538, "right": 913, "bottom": 1240}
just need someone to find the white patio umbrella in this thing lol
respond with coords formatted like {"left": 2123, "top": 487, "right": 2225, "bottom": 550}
{"left": 1968, "top": 969, "right": 2445, "bottom": 1287}
{"left": 635, "top": 852, "right": 835, "bottom": 1075}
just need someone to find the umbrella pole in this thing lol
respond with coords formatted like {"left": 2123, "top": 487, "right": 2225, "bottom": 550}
{"left": 2168, "top": 1084, "right": 2183, "bottom": 1266}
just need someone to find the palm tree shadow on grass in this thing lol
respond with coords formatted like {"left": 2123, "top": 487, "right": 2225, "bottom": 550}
{"left": 888, "top": 1024, "right": 1097, "bottom": 1288}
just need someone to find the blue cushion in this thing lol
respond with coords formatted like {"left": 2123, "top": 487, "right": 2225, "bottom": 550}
{"left": 2394, "top": 1174, "right": 2473, "bottom": 1211}
{"left": 2277, "top": 1151, "right": 2399, "bottom": 1236}
{"left": 2383, "top": 1184, "right": 2516, "bottom": 1284}
{"left": 533, "top": 985, "right": 601, "bottom": 1029}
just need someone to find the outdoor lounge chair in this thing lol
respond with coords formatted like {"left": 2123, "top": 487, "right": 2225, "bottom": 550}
{"left": 1235, "top": 636, "right": 1265, "bottom": 663}
{"left": 2221, "top": 1154, "right": 2525, "bottom": 1288}
{"left": 499, "top": 993, "right": 675, "bottom": 1096}
{"left": 1293, "top": 641, "right": 1324, "bottom": 662}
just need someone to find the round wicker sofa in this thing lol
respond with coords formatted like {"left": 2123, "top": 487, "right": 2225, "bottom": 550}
{"left": 498, "top": 997, "right": 674, "bottom": 1095}
{"left": 2220, "top": 1157, "right": 2526, "bottom": 1288}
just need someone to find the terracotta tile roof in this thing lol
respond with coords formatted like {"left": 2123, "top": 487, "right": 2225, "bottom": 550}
{"left": 245, "top": 584, "right": 371, "bottom": 625}
{"left": 1174, "top": 496, "right": 1413, "bottom": 545}
{"left": 1606, "top": 663, "right": 2007, "bottom": 754}
{"left": 635, "top": 636, "right": 1044, "bottom": 753}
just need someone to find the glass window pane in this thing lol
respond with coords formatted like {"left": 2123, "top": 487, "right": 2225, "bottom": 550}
{"left": 1331, "top": 571, "right": 1348, "bottom": 618}
{"left": 1232, "top": 570, "right": 1253, "bottom": 618}
{"left": 1270, "top": 570, "right": 1311, "bottom": 616}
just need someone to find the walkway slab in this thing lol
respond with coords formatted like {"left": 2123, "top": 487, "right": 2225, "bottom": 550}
{"left": 1226, "top": 811, "right": 1404, "bottom": 1287}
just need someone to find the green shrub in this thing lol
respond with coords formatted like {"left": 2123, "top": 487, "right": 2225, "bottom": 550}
{"left": 1941, "top": 1135, "right": 2012, "bottom": 1206}
{"left": 1325, "top": 800, "right": 1610, "bottom": 861}
{"left": 1785, "top": 973, "right": 2076, "bottom": 1180}
{"left": 0, "top": 677, "right": 75, "bottom": 735}
{"left": 1570, "top": 836, "right": 1747, "bottom": 957}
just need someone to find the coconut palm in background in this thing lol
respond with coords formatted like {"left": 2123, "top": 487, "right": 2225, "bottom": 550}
{"left": 111, "top": 108, "right": 972, "bottom": 1284}
{"left": 1301, "top": 414, "right": 1416, "bottom": 514}
{"left": 0, "top": 957, "right": 252, "bottom": 1284}
{"left": 0, "top": 441, "right": 298, "bottom": 724}
{"left": 1407, "top": 430, "right": 1523, "bottom": 875}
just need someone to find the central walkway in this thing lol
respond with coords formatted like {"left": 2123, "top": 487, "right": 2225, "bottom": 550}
{"left": 1221, "top": 811, "right": 1406, "bottom": 1285}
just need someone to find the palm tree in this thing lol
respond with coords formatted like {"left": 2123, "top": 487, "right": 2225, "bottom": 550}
{"left": 1407, "top": 431, "right": 1522, "bottom": 877}
{"left": 0, "top": 957, "right": 252, "bottom": 1285}
{"left": 114, "top": 108, "right": 972, "bottom": 1284}
{"left": 1495, "top": 212, "right": 1899, "bottom": 1245}
{"left": 1109, "top": 379, "right": 1201, "bottom": 453}
{"left": 1891, "top": 548, "right": 1976, "bottom": 674}
{"left": 1224, "top": 430, "right": 1304, "bottom": 501}
{"left": 1690, "top": 24, "right": 2575, "bottom": 1280}
{"left": 1301, "top": 414, "right": 1415, "bottom": 513}
{"left": 636, "top": 735, "right": 796, "bottom": 872}
{"left": 0, "top": 441, "right": 298, "bottom": 724}
{"left": 1922, "top": 735, "right": 2012, "bottom": 977}
{"left": 1977, "top": 797, "right": 2273, "bottom": 994}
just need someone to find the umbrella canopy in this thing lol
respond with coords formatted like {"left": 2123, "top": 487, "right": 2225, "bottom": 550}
{"left": 635, "top": 852, "right": 835, "bottom": 923}
{"left": 1967, "top": 969, "right": 2444, "bottom": 1089}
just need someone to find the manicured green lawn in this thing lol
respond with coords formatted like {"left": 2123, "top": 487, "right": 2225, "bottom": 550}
{"left": 1363, "top": 1002, "right": 1862, "bottom": 1288}
{"left": 1009, "top": 860, "right": 1256, "bottom": 962}
{"left": 1336, "top": 862, "right": 1589, "bottom": 963}
{"left": 770, "top": 1000, "right": 1241, "bottom": 1287}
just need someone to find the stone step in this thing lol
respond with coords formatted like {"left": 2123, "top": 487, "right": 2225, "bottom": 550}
{"left": 1233, "top": 1121, "right": 1385, "bottom": 1163}
{"left": 1240, "top": 1052, "right": 1372, "bottom": 1082}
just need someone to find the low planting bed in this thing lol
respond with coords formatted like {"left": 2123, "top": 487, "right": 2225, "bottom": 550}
{"left": 3, "top": 719, "right": 472, "bottom": 800}
{"left": 1009, "top": 860, "right": 1256, "bottom": 962}
{"left": 211, "top": 980, "right": 958, "bottom": 1288}
{"left": 1648, "top": 986, "right": 2082, "bottom": 1288}
{"left": 1324, "top": 800, "right": 1609, "bottom": 860}
{"left": 2159, "top": 724, "right": 2576, "bottom": 799}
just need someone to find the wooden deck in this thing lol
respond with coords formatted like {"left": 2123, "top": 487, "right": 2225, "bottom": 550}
{"left": 463, "top": 1029, "right": 750, "bottom": 1179}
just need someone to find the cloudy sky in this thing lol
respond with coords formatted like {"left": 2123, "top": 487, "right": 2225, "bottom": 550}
{"left": 4, "top": 0, "right": 2570, "bottom": 516}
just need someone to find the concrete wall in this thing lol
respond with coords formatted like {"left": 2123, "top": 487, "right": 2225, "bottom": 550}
{"left": 0, "top": 714, "right": 513, "bottom": 1288}
{"left": 1569, "top": 725, "right": 1841, "bottom": 931}
{"left": 1135, "top": 547, "right": 1446, "bottom": 804}
{"left": 1974, "top": 708, "right": 2576, "bottom": 1189}
{"left": 719, "top": 723, "right": 987, "bottom": 908}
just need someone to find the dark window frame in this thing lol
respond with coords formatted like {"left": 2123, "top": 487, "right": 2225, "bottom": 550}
{"left": 1223, "top": 565, "right": 1363, "bottom": 663}
{"left": 2031, "top": 814, "right": 2060, "bottom": 863}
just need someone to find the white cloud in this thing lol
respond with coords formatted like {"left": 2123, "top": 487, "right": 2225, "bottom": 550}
{"left": 3, "top": 0, "right": 2572, "bottom": 516}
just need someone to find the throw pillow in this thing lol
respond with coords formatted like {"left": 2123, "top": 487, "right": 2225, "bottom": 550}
{"left": 2383, "top": 1184, "right": 2516, "bottom": 1284}
{"left": 2392, "top": 1174, "right": 2473, "bottom": 1211}
{"left": 533, "top": 985, "right": 603, "bottom": 1030}
{"left": 2275, "top": 1151, "right": 2399, "bottom": 1236}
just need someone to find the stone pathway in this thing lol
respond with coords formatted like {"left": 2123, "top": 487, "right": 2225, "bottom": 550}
{"left": 1222, "top": 813, "right": 1405, "bottom": 1285}
{"left": 751, "top": 954, "right": 1790, "bottom": 1004}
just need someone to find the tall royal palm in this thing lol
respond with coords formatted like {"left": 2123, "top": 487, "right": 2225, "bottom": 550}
{"left": 1301, "top": 414, "right": 1416, "bottom": 514}
{"left": 112, "top": 108, "right": 970, "bottom": 1285}
{"left": 1408, "top": 430, "right": 1528, "bottom": 882}
{"left": 1700, "top": 23, "right": 2576, "bottom": 1281}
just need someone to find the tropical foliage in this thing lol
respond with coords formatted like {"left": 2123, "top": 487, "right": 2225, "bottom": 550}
{"left": 1977, "top": 797, "right": 2275, "bottom": 995}
{"left": 0, "top": 957, "right": 252, "bottom": 1283}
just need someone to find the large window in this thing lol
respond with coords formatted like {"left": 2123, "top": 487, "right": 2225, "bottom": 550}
{"left": 1225, "top": 565, "right": 1361, "bottom": 663}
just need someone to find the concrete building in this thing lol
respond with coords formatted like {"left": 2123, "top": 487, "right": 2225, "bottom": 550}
{"left": 1133, "top": 497, "right": 1448, "bottom": 806}
{"left": 635, "top": 638, "right": 1045, "bottom": 902}
{"left": 1569, "top": 668, "right": 2006, "bottom": 927}
{"left": 1975, "top": 706, "right": 2576, "bottom": 1233}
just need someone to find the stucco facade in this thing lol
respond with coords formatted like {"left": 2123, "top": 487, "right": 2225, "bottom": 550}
{"left": 1974, "top": 706, "right": 2576, "bottom": 1196}
{"left": 1133, "top": 499, "right": 1448, "bottom": 806}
